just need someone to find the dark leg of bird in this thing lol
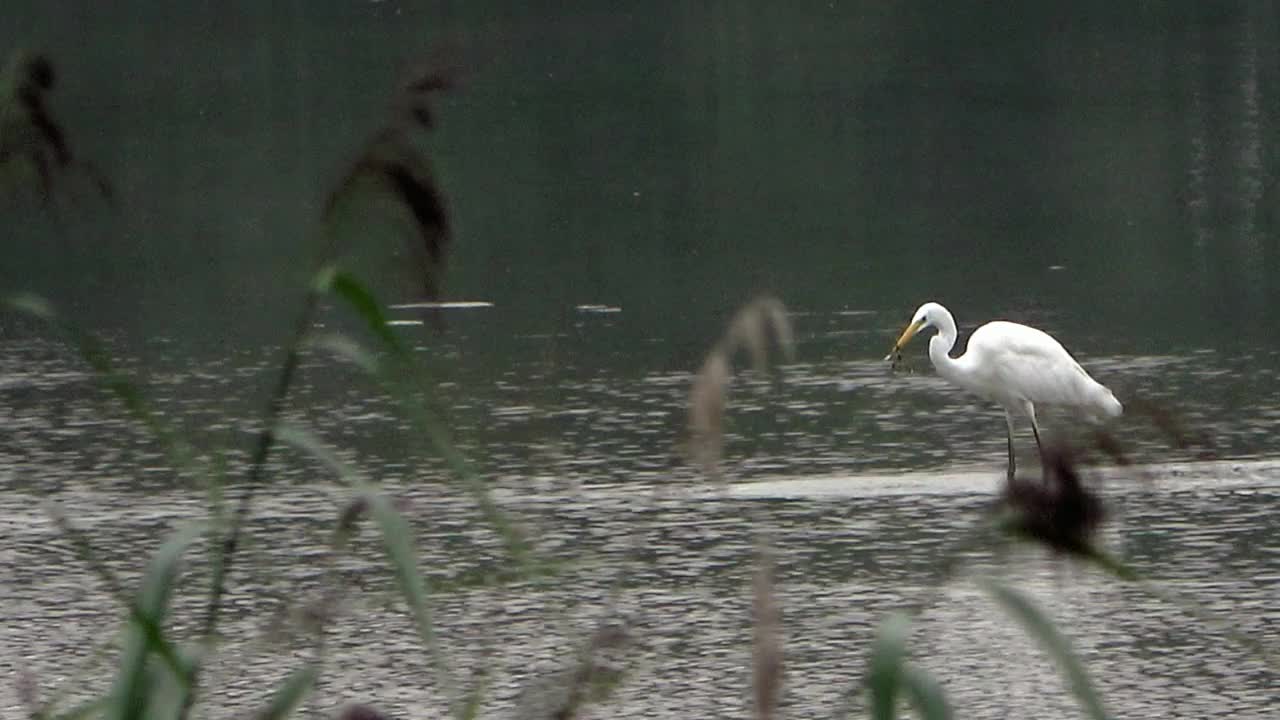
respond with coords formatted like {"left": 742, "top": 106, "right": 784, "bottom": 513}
{"left": 1006, "top": 431, "right": 1016, "bottom": 482}
{"left": 1004, "top": 413, "right": 1017, "bottom": 482}
{"left": 1021, "top": 402, "right": 1044, "bottom": 479}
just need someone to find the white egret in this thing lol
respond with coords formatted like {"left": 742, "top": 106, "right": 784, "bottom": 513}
{"left": 887, "top": 302, "right": 1122, "bottom": 480}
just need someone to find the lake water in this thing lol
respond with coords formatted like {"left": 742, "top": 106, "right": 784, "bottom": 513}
{"left": 2, "top": 1, "right": 1279, "bottom": 718}
{"left": 2, "top": 314, "right": 1278, "bottom": 718}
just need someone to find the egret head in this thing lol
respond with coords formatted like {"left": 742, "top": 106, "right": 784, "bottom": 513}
{"left": 886, "top": 302, "right": 946, "bottom": 359}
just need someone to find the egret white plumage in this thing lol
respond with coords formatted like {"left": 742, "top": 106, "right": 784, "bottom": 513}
{"left": 887, "top": 302, "right": 1122, "bottom": 480}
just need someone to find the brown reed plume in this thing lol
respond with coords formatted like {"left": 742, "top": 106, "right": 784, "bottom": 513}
{"left": 0, "top": 49, "right": 113, "bottom": 205}
{"left": 687, "top": 296, "right": 795, "bottom": 480}
{"left": 752, "top": 541, "right": 784, "bottom": 720}
{"left": 323, "top": 61, "right": 458, "bottom": 314}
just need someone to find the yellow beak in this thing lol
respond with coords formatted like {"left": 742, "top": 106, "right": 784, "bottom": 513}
{"left": 884, "top": 319, "right": 924, "bottom": 360}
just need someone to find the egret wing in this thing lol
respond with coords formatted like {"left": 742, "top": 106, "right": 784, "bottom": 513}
{"left": 968, "top": 322, "right": 1102, "bottom": 409}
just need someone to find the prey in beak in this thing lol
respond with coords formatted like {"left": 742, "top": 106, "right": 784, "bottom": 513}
{"left": 884, "top": 319, "right": 925, "bottom": 366}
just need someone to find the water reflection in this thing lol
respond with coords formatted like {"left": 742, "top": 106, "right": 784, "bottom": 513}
{"left": 3, "top": 2, "right": 1279, "bottom": 350}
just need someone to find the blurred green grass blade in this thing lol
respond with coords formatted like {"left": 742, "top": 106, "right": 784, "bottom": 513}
{"left": 867, "top": 612, "right": 910, "bottom": 720}
{"left": 980, "top": 579, "right": 1110, "bottom": 720}
{"left": 275, "top": 420, "right": 548, "bottom": 590}
{"left": 51, "top": 697, "right": 111, "bottom": 720}
{"left": 8, "top": 292, "right": 145, "bottom": 419}
{"left": 37, "top": 633, "right": 117, "bottom": 720}
{"left": 372, "top": 364, "right": 532, "bottom": 567}
{"left": 1090, "top": 550, "right": 1280, "bottom": 671}
{"left": 278, "top": 420, "right": 464, "bottom": 716}
{"left": 310, "top": 264, "right": 339, "bottom": 293}
{"left": 4, "top": 294, "right": 211, "bottom": 488}
{"left": 308, "top": 332, "right": 380, "bottom": 374}
{"left": 362, "top": 489, "right": 458, "bottom": 717}
{"left": 109, "top": 523, "right": 205, "bottom": 720}
{"left": 8, "top": 291, "right": 56, "bottom": 319}
{"left": 459, "top": 677, "right": 487, "bottom": 720}
{"left": 275, "top": 422, "right": 364, "bottom": 485}
{"left": 364, "top": 491, "right": 437, "bottom": 647}
{"left": 274, "top": 421, "right": 373, "bottom": 553}
{"left": 316, "top": 272, "right": 532, "bottom": 568}
{"left": 137, "top": 523, "right": 205, "bottom": 616}
{"left": 901, "top": 665, "right": 950, "bottom": 720}
{"left": 383, "top": 380, "right": 531, "bottom": 566}
{"left": 146, "top": 654, "right": 195, "bottom": 720}
{"left": 323, "top": 270, "right": 405, "bottom": 354}
{"left": 1076, "top": 544, "right": 1139, "bottom": 581}
{"left": 253, "top": 665, "right": 319, "bottom": 720}
{"left": 48, "top": 506, "right": 191, "bottom": 686}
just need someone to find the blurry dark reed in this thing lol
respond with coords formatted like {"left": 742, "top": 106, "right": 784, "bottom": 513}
{"left": 336, "top": 704, "right": 393, "bottom": 720}
{"left": 1123, "top": 397, "right": 1218, "bottom": 460}
{"left": 0, "top": 49, "right": 112, "bottom": 205}
{"left": 751, "top": 542, "right": 783, "bottom": 720}
{"left": 536, "top": 622, "right": 630, "bottom": 720}
{"left": 323, "top": 63, "right": 456, "bottom": 326}
{"left": 998, "top": 443, "right": 1107, "bottom": 558}
{"left": 201, "top": 54, "right": 467, "bottom": 716}
{"left": 685, "top": 301, "right": 796, "bottom": 717}
{"left": 1, "top": 52, "right": 499, "bottom": 719}
{"left": 980, "top": 580, "right": 1111, "bottom": 720}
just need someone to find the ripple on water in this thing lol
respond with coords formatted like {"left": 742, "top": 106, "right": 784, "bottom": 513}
{"left": 1, "top": 329, "right": 1279, "bottom": 717}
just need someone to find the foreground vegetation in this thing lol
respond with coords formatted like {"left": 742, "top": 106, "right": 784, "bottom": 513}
{"left": 4, "top": 45, "right": 1275, "bottom": 720}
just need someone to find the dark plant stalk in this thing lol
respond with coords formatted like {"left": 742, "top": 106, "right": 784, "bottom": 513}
{"left": 185, "top": 288, "right": 320, "bottom": 716}
{"left": 322, "top": 271, "right": 534, "bottom": 569}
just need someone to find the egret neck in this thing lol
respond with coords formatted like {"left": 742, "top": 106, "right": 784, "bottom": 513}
{"left": 925, "top": 307, "right": 969, "bottom": 387}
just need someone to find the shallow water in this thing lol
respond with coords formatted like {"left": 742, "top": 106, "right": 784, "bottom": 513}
{"left": 1, "top": 313, "right": 1277, "bottom": 719}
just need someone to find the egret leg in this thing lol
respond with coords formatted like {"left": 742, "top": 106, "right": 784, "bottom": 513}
{"left": 1023, "top": 401, "right": 1044, "bottom": 472}
{"left": 1004, "top": 412, "right": 1017, "bottom": 482}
